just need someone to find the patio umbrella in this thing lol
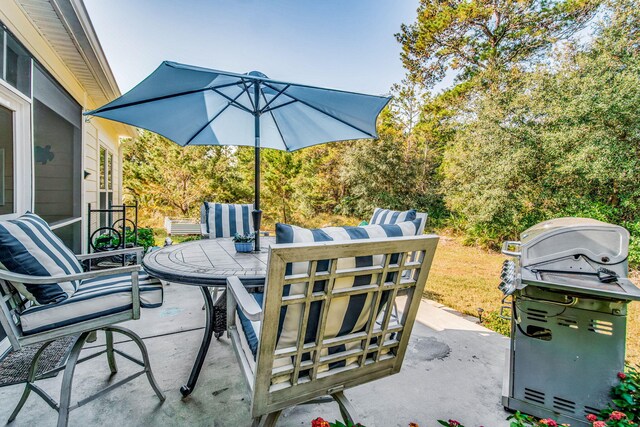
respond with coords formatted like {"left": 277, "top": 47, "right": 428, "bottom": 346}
{"left": 85, "top": 61, "right": 391, "bottom": 250}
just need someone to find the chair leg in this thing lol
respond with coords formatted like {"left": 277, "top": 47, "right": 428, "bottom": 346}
{"left": 57, "top": 332, "right": 91, "bottom": 427}
{"left": 105, "top": 330, "right": 118, "bottom": 374}
{"left": 86, "top": 330, "right": 98, "bottom": 343}
{"left": 106, "top": 326, "right": 165, "bottom": 402}
{"left": 332, "top": 391, "right": 356, "bottom": 425}
{"left": 253, "top": 410, "right": 282, "bottom": 427}
{"left": 7, "top": 340, "right": 54, "bottom": 422}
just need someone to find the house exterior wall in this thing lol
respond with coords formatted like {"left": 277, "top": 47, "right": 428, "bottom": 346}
{"left": 0, "top": 0, "right": 129, "bottom": 254}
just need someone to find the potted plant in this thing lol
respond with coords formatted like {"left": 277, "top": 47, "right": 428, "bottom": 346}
{"left": 233, "top": 232, "right": 255, "bottom": 253}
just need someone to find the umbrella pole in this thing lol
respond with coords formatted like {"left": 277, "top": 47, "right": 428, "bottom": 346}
{"left": 252, "top": 82, "right": 262, "bottom": 251}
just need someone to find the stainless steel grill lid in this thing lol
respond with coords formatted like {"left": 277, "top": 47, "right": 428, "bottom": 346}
{"left": 500, "top": 217, "right": 640, "bottom": 301}
{"left": 519, "top": 217, "right": 629, "bottom": 267}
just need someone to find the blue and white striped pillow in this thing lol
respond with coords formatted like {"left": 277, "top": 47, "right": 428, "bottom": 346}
{"left": 369, "top": 208, "right": 416, "bottom": 225}
{"left": 203, "top": 202, "right": 254, "bottom": 238}
{"left": 0, "top": 212, "right": 83, "bottom": 304}
{"left": 273, "top": 220, "right": 421, "bottom": 373}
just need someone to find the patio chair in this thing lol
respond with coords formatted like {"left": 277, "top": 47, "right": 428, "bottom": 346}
{"left": 200, "top": 202, "right": 254, "bottom": 239}
{"left": 0, "top": 213, "right": 165, "bottom": 427}
{"left": 226, "top": 231, "right": 439, "bottom": 426}
{"left": 369, "top": 208, "right": 428, "bottom": 235}
{"left": 199, "top": 201, "right": 267, "bottom": 327}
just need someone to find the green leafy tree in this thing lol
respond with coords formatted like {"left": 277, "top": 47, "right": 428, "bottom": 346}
{"left": 122, "top": 131, "right": 248, "bottom": 223}
{"left": 260, "top": 149, "right": 302, "bottom": 224}
{"left": 337, "top": 108, "right": 438, "bottom": 219}
{"left": 441, "top": 0, "right": 640, "bottom": 256}
{"left": 397, "top": 0, "right": 600, "bottom": 87}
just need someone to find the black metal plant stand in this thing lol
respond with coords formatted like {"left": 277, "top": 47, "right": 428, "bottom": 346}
{"left": 86, "top": 201, "right": 139, "bottom": 268}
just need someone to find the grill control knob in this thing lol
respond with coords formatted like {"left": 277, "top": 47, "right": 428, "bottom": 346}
{"left": 498, "top": 260, "right": 517, "bottom": 296}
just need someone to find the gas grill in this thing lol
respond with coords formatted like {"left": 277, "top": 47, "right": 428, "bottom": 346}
{"left": 499, "top": 218, "right": 640, "bottom": 425}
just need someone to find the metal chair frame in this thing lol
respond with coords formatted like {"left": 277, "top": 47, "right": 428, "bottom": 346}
{"left": 226, "top": 234, "right": 439, "bottom": 427}
{"left": 0, "top": 247, "right": 165, "bottom": 427}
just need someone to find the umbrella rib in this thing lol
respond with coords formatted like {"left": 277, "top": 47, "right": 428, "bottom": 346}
{"left": 87, "top": 81, "right": 246, "bottom": 114}
{"left": 268, "top": 109, "right": 289, "bottom": 150}
{"left": 240, "top": 80, "right": 256, "bottom": 111}
{"left": 211, "top": 88, "right": 254, "bottom": 114}
{"left": 183, "top": 91, "right": 245, "bottom": 146}
{"left": 262, "top": 82, "right": 377, "bottom": 138}
{"left": 259, "top": 84, "right": 291, "bottom": 113}
{"left": 89, "top": 88, "right": 210, "bottom": 113}
{"left": 260, "top": 90, "right": 289, "bottom": 150}
{"left": 262, "top": 99, "right": 297, "bottom": 113}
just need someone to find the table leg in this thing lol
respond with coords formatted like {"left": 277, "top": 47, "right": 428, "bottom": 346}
{"left": 180, "top": 286, "right": 214, "bottom": 397}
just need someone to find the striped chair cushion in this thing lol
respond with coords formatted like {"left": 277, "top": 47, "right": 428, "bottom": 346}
{"left": 236, "top": 292, "right": 398, "bottom": 363}
{"left": 203, "top": 202, "right": 254, "bottom": 238}
{"left": 0, "top": 212, "right": 83, "bottom": 304}
{"left": 237, "top": 292, "right": 263, "bottom": 359}
{"left": 266, "top": 220, "right": 421, "bottom": 374}
{"left": 19, "top": 270, "right": 163, "bottom": 335}
{"left": 369, "top": 208, "right": 416, "bottom": 225}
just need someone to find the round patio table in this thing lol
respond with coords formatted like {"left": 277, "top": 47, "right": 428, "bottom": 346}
{"left": 142, "top": 237, "right": 274, "bottom": 397}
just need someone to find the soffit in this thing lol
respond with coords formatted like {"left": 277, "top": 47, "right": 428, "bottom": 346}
{"left": 16, "top": 0, "right": 120, "bottom": 107}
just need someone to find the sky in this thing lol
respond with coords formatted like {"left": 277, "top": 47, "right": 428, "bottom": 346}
{"left": 84, "top": 0, "right": 421, "bottom": 97}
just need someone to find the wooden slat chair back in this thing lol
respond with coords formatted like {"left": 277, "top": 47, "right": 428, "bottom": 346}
{"left": 227, "top": 234, "right": 439, "bottom": 426}
{"left": 416, "top": 212, "right": 428, "bottom": 234}
{"left": 0, "top": 248, "right": 165, "bottom": 427}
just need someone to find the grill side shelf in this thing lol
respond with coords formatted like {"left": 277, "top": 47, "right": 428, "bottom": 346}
{"left": 520, "top": 271, "right": 640, "bottom": 302}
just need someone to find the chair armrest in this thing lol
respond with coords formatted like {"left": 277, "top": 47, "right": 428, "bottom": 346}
{"left": 227, "top": 276, "right": 262, "bottom": 321}
{"left": 76, "top": 247, "right": 144, "bottom": 262}
{"left": 0, "top": 264, "right": 142, "bottom": 285}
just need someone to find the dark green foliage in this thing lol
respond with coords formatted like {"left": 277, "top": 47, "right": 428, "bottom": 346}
{"left": 605, "top": 366, "right": 640, "bottom": 421}
{"left": 232, "top": 232, "right": 255, "bottom": 243}
{"left": 92, "top": 227, "right": 154, "bottom": 251}
{"left": 440, "top": 0, "right": 640, "bottom": 264}
{"left": 93, "top": 232, "right": 120, "bottom": 250}
{"left": 133, "top": 227, "right": 154, "bottom": 251}
{"left": 397, "top": 0, "right": 600, "bottom": 87}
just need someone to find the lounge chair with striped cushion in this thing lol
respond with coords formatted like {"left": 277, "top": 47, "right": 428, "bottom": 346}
{"left": 0, "top": 213, "right": 165, "bottom": 427}
{"left": 200, "top": 202, "right": 254, "bottom": 238}
{"left": 226, "top": 220, "right": 439, "bottom": 426}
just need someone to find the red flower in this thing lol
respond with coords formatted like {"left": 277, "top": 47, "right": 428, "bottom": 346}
{"left": 609, "top": 411, "right": 627, "bottom": 421}
{"left": 539, "top": 419, "right": 558, "bottom": 427}
{"left": 586, "top": 414, "right": 598, "bottom": 422}
{"left": 312, "top": 418, "right": 330, "bottom": 427}
{"left": 448, "top": 420, "right": 461, "bottom": 427}
{"left": 618, "top": 372, "right": 627, "bottom": 380}
{"left": 593, "top": 421, "right": 607, "bottom": 427}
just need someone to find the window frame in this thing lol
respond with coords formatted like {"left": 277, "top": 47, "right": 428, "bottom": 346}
{"left": 0, "top": 79, "right": 32, "bottom": 221}
{"left": 98, "top": 145, "right": 115, "bottom": 228}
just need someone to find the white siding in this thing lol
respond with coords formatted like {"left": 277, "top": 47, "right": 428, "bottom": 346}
{"left": 82, "top": 120, "right": 122, "bottom": 252}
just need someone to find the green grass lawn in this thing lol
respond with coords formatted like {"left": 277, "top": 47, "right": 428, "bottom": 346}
{"left": 425, "top": 235, "right": 640, "bottom": 365}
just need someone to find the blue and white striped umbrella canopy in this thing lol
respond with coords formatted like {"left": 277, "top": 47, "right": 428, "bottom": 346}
{"left": 85, "top": 61, "right": 391, "bottom": 151}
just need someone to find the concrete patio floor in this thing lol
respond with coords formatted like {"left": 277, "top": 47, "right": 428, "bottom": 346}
{"left": 0, "top": 282, "right": 511, "bottom": 426}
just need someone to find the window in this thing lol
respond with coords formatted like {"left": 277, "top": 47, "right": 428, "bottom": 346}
{"left": 1, "top": 27, "right": 31, "bottom": 97}
{"left": 99, "top": 146, "right": 114, "bottom": 227}
{"left": 33, "top": 65, "right": 82, "bottom": 252}
{"left": 0, "top": 104, "right": 13, "bottom": 215}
